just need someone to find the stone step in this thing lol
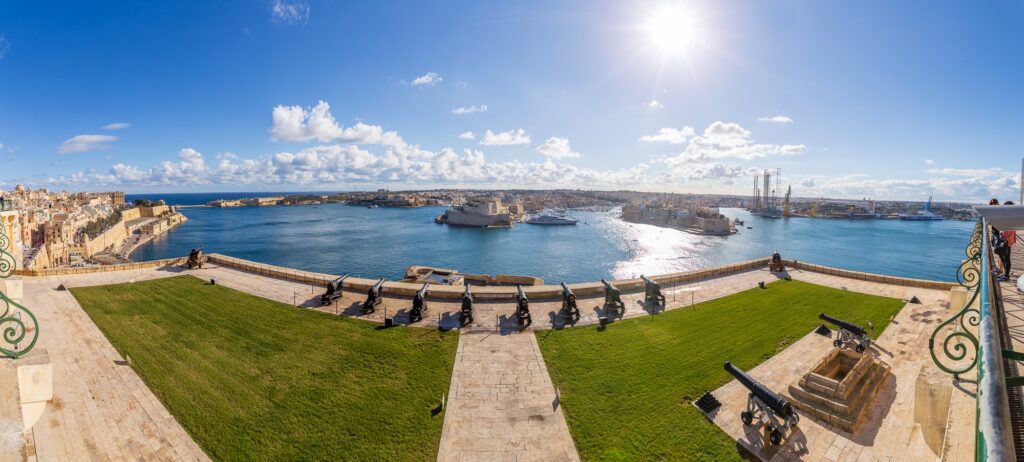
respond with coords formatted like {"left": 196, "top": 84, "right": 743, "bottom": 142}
{"left": 790, "top": 359, "right": 888, "bottom": 417}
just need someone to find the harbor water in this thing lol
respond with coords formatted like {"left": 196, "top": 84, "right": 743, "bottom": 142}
{"left": 129, "top": 194, "right": 974, "bottom": 283}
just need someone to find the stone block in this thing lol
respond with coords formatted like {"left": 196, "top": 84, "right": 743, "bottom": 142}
{"left": 912, "top": 363, "right": 951, "bottom": 457}
{"left": 0, "top": 277, "right": 23, "bottom": 302}
{"left": 15, "top": 348, "right": 52, "bottom": 431}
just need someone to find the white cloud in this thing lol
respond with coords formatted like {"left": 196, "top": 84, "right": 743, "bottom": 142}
{"left": 457, "top": 131, "right": 475, "bottom": 140}
{"left": 536, "top": 137, "right": 582, "bottom": 159}
{"left": 663, "top": 121, "right": 806, "bottom": 163}
{"left": 924, "top": 159, "right": 934, "bottom": 165}
{"left": 926, "top": 167, "right": 1007, "bottom": 177}
{"left": 480, "top": 129, "right": 530, "bottom": 146}
{"left": 101, "top": 122, "right": 130, "bottom": 130}
{"left": 57, "top": 135, "right": 118, "bottom": 154}
{"left": 0, "top": 36, "right": 9, "bottom": 59}
{"left": 800, "top": 178, "right": 816, "bottom": 187}
{"left": 647, "top": 100, "right": 663, "bottom": 109}
{"left": 270, "top": 101, "right": 403, "bottom": 146}
{"left": 758, "top": 115, "right": 793, "bottom": 124}
{"left": 271, "top": 0, "right": 310, "bottom": 25}
{"left": 452, "top": 105, "right": 487, "bottom": 115}
{"left": 639, "top": 127, "right": 695, "bottom": 144}
{"left": 411, "top": 72, "right": 442, "bottom": 87}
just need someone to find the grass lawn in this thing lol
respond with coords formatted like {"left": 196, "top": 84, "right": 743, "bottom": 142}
{"left": 535, "top": 279, "right": 905, "bottom": 462}
{"left": 71, "top": 275, "right": 459, "bottom": 461}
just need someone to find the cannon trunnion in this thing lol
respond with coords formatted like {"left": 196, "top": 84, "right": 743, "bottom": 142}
{"left": 460, "top": 285, "right": 474, "bottom": 325}
{"left": 409, "top": 283, "right": 429, "bottom": 322}
{"left": 362, "top": 278, "right": 385, "bottom": 313}
{"left": 560, "top": 282, "right": 580, "bottom": 320}
{"left": 601, "top": 279, "right": 625, "bottom": 312}
{"left": 724, "top": 361, "right": 799, "bottom": 446}
{"left": 320, "top": 275, "right": 349, "bottom": 306}
{"left": 640, "top": 275, "right": 665, "bottom": 307}
{"left": 515, "top": 285, "right": 532, "bottom": 325}
{"left": 819, "top": 313, "right": 871, "bottom": 353}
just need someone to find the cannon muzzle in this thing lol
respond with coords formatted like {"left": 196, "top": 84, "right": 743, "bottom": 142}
{"left": 601, "top": 278, "right": 612, "bottom": 289}
{"left": 371, "top": 278, "right": 385, "bottom": 291}
{"left": 516, "top": 284, "right": 527, "bottom": 301}
{"left": 416, "top": 283, "right": 429, "bottom": 298}
{"left": 724, "top": 361, "right": 794, "bottom": 419}
{"left": 463, "top": 284, "right": 472, "bottom": 298}
{"left": 818, "top": 313, "right": 866, "bottom": 337}
{"left": 561, "top": 282, "right": 574, "bottom": 297}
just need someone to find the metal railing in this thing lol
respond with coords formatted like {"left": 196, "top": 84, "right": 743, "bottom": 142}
{"left": 929, "top": 218, "right": 1016, "bottom": 460}
{"left": 0, "top": 204, "right": 39, "bottom": 358}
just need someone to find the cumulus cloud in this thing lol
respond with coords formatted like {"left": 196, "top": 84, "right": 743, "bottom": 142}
{"left": 758, "top": 115, "right": 793, "bottom": 124}
{"left": 663, "top": 121, "right": 806, "bottom": 163}
{"left": 57, "top": 135, "right": 118, "bottom": 154}
{"left": 457, "top": 131, "right": 475, "bottom": 140}
{"left": 639, "top": 127, "right": 695, "bottom": 144}
{"left": 535, "top": 137, "right": 582, "bottom": 159}
{"left": 800, "top": 178, "right": 816, "bottom": 187}
{"left": 924, "top": 159, "right": 934, "bottom": 165}
{"left": 480, "top": 129, "right": 530, "bottom": 146}
{"left": 270, "top": 101, "right": 403, "bottom": 146}
{"left": 670, "top": 162, "right": 757, "bottom": 182}
{"left": 0, "top": 36, "right": 9, "bottom": 59}
{"left": 452, "top": 104, "right": 487, "bottom": 114}
{"left": 101, "top": 122, "right": 130, "bottom": 130}
{"left": 926, "top": 167, "right": 1005, "bottom": 177}
{"left": 411, "top": 72, "right": 442, "bottom": 87}
{"left": 271, "top": 0, "right": 310, "bottom": 24}
{"left": 647, "top": 100, "right": 663, "bottom": 109}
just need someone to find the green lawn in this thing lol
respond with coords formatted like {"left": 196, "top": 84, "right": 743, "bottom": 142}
{"left": 535, "top": 279, "right": 905, "bottom": 462}
{"left": 72, "top": 275, "right": 459, "bottom": 461}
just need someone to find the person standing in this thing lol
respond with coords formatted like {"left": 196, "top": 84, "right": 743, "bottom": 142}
{"left": 999, "top": 201, "right": 1018, "bottom": 281}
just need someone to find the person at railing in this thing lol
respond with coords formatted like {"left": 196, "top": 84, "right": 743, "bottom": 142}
{"left": 996, "top": 201, "right": 1018, "bottom": 281}
{"left": 0, "top": 194, "right": 5, "bottom": 210}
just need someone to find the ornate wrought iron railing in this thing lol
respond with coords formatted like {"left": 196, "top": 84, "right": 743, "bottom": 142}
{"left": 0, "top": 205, "right": 39, "bottom": 358}
{"left": 929, "top": 218, "right": 1015, "bottom": 460}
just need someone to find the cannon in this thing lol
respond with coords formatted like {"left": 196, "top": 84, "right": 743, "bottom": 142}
{"left": 460, "top": 285, "right": 474, "bottom": 325}
{"left": 515, "top": 285, "right": 532, "bottom": 325}
{"left": 320, "top": 275, "right": 349, "bottom": 306}
{"left": 186, "top": 247, "right": 205, "bottom": 269}
{"left": 724, "top": 361, "right": 799, "bottom": 446}
{"left": 410, "top": 283, "right": 429, "bottom": 322}
{"left": 560, "top": 282, "right": 580, "bottom": 320}
{"left": 819, "top": 313, "right": 872, "bottom": 353}
{"left": 640, "top": 275, "right": 665, "bottom": 307}
{"left": 769, "top": 251, "right": 785, "bottom": 272}
{"left": 362, "top": 278, "right": 385, "bottom": 313}
{"left": 601, "top": 279, "right": 625, "bottom": 312}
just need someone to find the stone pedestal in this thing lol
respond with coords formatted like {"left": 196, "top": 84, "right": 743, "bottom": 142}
{"left": 913, "top": 364, "right": 952, "bottom": 457}
{"left": 0, "top": 349, "right": 52, "bottom": 462}
{"left": 786, "top": 348, "right": 891, "bottom": 432}
{"left": 0, "top": 277, "right": 23, "bottom": 301}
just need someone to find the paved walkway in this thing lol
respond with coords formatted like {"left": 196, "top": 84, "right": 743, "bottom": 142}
{"left": 707, "top": 277, "right": 976, "bottom": 462}
{"left": 437, "top": 330, "right": 578, "bottom": 462}
{"left": 20, "top": 269, "right": 208, "bottom": 461}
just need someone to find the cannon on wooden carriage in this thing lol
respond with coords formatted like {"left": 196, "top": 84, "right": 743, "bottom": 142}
{"left": 186, "top": 247, "right": 205, "bottom": 269}
{"left": 725, "top": 361, "right": 799, "bottom": 446}
{"left": 769, "top": 251, "right": 785, "bottom": 273}
{"left": 640, "top": 275, "right": 665, "bottom": 307}
{"left": 362, "top": 278, "right": 385, "bottom": 313}
{"left": 460, "top": 285, "right": 474, "bottom": 325}
{"left": 409, "top": 283, "right": 429, "bottom": 322}
{"left": 515, "top": 285, "right": 532, "bottom": 325}
{"left": 819, "top": 313, "right": 872, "bottom": 353}
{"left": 320, "top": 275, "right": 349, "bottom": 306}
{"left": 601, "top": 279, "right": 625, "bottom": 312}
{"left": 560, "top": 282, "right": 580, "bottom": 320}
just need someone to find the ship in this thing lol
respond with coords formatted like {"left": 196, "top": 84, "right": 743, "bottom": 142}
{"left": 436, "top": 197, "right": 515, "bottom": 228}
{"left": 899, "top": 196, "right": 944, "bottom": 221}
{"left": 525, "top": 214, "right": 578, "bottom": 225}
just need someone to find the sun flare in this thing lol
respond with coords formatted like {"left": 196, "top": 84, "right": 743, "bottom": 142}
{"left": 646, "top": 5, "right": 701, "bottom": 56}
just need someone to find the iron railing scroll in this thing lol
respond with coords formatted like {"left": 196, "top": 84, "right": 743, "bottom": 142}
{"left": 0, "top": 204, "right": 39, "bottom": 358}
{"left": 929, "top": 218, "right": 983, "bottom": 379}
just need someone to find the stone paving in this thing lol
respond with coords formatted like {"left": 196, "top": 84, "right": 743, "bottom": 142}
{"left": 12, "top": 259, "right": 976, "bottom": 461}
{"left": 436, "top": 330, "right": 578, "bottom": 462}
{"left": 707, "top": 277, "right": 977, "bottom": 462}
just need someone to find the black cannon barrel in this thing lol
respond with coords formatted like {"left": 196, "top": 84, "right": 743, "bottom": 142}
{"left": 416, "top": 283, "right": 429, "bottom": 298}
{"left": 463, "top": 284, "right": 472, "bottom": 299}
{"left": 724, "top": 361, "right": 794, "bottom": 419}
{"left": 818, "top": 313, "right": 866, "bottom": 337}
{"left": 516, "top": 285, "right": 528, "bottom": 301}
{"left": 641, "top": 275, "right": 659, "bottom": 288}
{"left": 330, "top": 275, "right": 349, "bottom": 290}
{"left": 601, "top": 279, "right": 617, "bottom": 290}
{"left": 371, "top": 278, "right": 385, "bottom": 291}
{"left": 561, "top": 282, "right": 574, "bottom": 297}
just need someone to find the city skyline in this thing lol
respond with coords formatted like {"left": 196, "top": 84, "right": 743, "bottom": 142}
{"left": 1, "top": 1, "right": 1022, "bottom": 201}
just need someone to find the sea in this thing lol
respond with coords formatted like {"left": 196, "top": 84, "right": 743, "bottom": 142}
{"left": 128, "top": 193, "right": 975, "bottom": 283}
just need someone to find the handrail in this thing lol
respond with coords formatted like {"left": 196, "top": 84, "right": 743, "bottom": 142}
{"left": 0, "top": 204, "right": 39, "bottom": 358}
{"left": 975, "top": 219, "right": 1014, "bottom": 460}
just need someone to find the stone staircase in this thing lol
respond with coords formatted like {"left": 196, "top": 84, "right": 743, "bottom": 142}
{"left": 785, "top": 348, "right": 890, "bottom": 432}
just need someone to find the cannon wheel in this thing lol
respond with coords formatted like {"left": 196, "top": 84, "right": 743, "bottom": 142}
{"left": 740, "top": 411, "right": 753, "bottom": 426}
{"left": 769, "top": 428, "right": 783, "bottom": 446}
{"left": 833, "top": 339, "right": 842, "bottom": 348}
{"left": 855, "top": 344, "right": 865, "bottom": 353}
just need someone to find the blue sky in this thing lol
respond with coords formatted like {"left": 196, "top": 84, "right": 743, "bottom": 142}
{"left": 0, "top": 1, "right": 1021, "bottom": 201}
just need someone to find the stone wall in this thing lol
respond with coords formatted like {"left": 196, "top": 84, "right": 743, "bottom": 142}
{"left": 15, "top": 256, "right": 188, "bottom": 276}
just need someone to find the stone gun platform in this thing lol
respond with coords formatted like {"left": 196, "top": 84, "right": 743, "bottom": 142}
{"left": 786, "top": 348, "right": 891, "bottom": 433}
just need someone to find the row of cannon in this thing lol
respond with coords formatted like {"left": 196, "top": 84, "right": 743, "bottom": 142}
{"left": 318, "top": 274, "right": 670, "bottom": 325}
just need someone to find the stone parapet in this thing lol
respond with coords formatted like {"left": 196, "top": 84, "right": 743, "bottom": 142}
{"left": 14, "top": 257, "right": 187, "bottom": 277}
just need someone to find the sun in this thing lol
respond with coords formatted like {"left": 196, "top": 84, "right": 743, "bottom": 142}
{"left": 646, "top": 5, "right": 701, "bottom": 56}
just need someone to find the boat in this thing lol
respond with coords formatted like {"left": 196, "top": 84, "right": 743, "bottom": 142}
{"left": 525, "top": 214, "right": 578, "bottom": 225}
{"left": 733, "top": 218, "right": 745, "bottom": 225}
{"left": 746, "top": 226, "right": 753, "bottom": 229}
{"left": 367, "top": 204, "right": 379, "bottom": 209}
{"left": 436, "top": 197, "right": 515, "bottom": 228}
{"left": 899, "top": 196, "right": 944, "bottom": 221}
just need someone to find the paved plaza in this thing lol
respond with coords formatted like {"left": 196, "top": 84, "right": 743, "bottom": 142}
{"left": 10, "top": 259, "right": 977, "bottom": 461}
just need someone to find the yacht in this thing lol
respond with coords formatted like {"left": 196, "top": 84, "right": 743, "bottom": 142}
{"left": 900, "top": 196, "right": 944, "bottom": 221}
{"left": 436, "top": 197, "right": 515, "bottom": 227}
{"left": 525, "top": 214, "right": 578, "bottom": 225}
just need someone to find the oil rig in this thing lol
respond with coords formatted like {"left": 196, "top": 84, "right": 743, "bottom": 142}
{"left": 750, "top": 168, "right": 790, "bottom": 218}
